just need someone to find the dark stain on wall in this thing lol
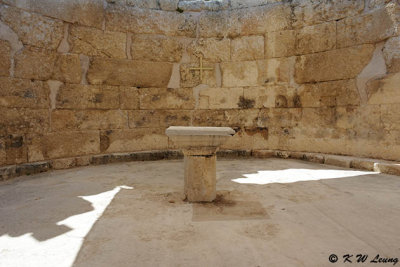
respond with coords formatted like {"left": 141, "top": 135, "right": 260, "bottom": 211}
{"left": 100, "top": 131, "right": 111, "bottom": 152}
{"left": 293, "top": 94, "right": 302, "bottom": 107}
{"left": 6, "top": 135, "right": 24, "bottom": 149}
{"left": 275, "top": 95, "right": 288, "bottom": 108}
{"left": 245, "top": 127, "right": 268, "bottom": 140}
{"left": 238, "top": 96, "right": 255, "bottom": 109}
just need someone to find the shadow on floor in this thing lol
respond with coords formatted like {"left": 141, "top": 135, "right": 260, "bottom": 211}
{"left": 0, "top": 169, "right": 126, "bottom": 241}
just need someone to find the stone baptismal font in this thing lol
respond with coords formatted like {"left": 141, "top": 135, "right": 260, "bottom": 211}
{"left": 166, "top": 126, "right": 235, "bottom": 202}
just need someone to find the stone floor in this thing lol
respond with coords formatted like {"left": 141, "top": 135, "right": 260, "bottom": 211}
{"left": 0, "top": 158, "right": 399, "bottom": 267}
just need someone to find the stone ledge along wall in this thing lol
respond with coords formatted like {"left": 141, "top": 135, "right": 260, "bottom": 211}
{"left": 0, "top": 0, "right": 399, "bottom": 169}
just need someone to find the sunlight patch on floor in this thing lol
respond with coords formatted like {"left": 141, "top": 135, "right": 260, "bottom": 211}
{"left": 0, "top": 185, "right": 133, "bottom": 267}
{"left": 231, "top": 169, "right": 376, "bottom": 185}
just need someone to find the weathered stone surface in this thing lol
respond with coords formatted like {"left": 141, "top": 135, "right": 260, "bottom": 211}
{"left": 356, "top": 106, "right": 384, "bottom": 141}
{"left": 177, "top": 0, "right": 218, "bottom": 11}
{"left": 381, "top": 104, "right": 400, "bottom": 132}
{"left": 225, "top": 109, "right": 260, "bottom": 127}
{"left": 221, "top": 127, "right": 269, "bottom": 150}
{"left": 0, "top": 134, "right": 27, "bottom": 165}
{"left": 14, "top": 47, "right": 56, "bottom": 80}
{"left": 119, "top": 87, "right": 139, "bottom": 109}
{"left": 383, "top": 36, "right": 400, "bottom": 73}
{"left": 367, "top": 72, "right": 400, "bottom": 104}
{"left": 299, "top": 107, "right": 338, "bottom": 140}
{"left": 0, "top": 5, "right": 64, "bottom": 50}
{"left": 0, "top": 108, "right": 49, "bottom": 136}
{"left": 51, "top": 157, "right": 77, "bottom": 170}
{"left": 262, "top": 84, "right": 298, "bottom": 108}
{"left": 2, "top": 0, "right": 400, "bottom": 168}
{"left": 15, "top": 161, "right": 50, "bottom": 176}
{"left": 131, "top": 35, "right": 183, "bottom": 62}
{"left": 51, "top": 110, "right": 128, "bottom": 131}
{"left": 197, "top": 87, "right": 243, "bottom": 109}
{"left": 56, "top": 84, "right": 120, "bottom": 110}
{"left": 187, "top": 38, "right": 230, "bottom": 62}
{"left": 348, "top": 139, "right": 400, "bottom": 161}
{"left": 180, "top": 62, "right": 217, "bottom": 87}
{"left": 0, "top": 139, "right": 5, "bottom": 165}
{"left": 0, "top": 163, "right": 13, "bottom": 180}
{"left": 221, "top": 61, "right": 258, "bottom": 87}
{"left": 297, "top": 79, "right": 360, "bottom": 108}
{"left": 296, "top": 22, "right": 336, "bottom": 54}
{"left": 184, "top": 153, "right": 216, "bottom": 202}
{"left": 90, "top": 150, "right": 182, "bottom": 165}
{"left": 237, "top": 5, "right": 292, "bottom": 35}
{"left": 75, "top": 155, "right": 91, "bottom": 167}
{"left": 265, "top": 30, "right": 295, "bottom": 58}
{"left": 243, "top": 87, "right": 272, "bottom": 108}
{"left": 231, "top": 35, "right": 264, "bottom": 61}
{"left": 337, "top": 6, "right": 400, "bottom": 48}
{"left": 0, "top": 40, "right": 11, "bottom": 76}
{"left": 139, "top": 88, "right": 195, "bottom": 110}
{"left": 192, "top": 110, "right": 227, "bottom": 126}
{"left": 295, "top": 45, "right": 375, "bottom": 83}
{"left": 126, "top": 0, "right": 158, "bottom": 9}
{"left": 258, "top": 58, "right": 291, "bottom": 84}
{"left": 336, "top": 105, "right": 384, "bottom": 142}
{"left": 166, "top": 127, "right": 235, "bottom": 151}
{"left": 376, "top": 162, "right": 400, "bottom": 176}
{"left": 216, "top": 149, "right": 252, "bottom": 158}
{"left": 275, "top": 151, "right": 291, "bottom": 159}
{"left": 129, "top": 109, "right": 192, "bottom": 128}
{"left": 0, "top": 165, "right": 16, "bottom": 180}
{"left": 87, "top": 58, "right": 173, "bottom": 87}
{"left": 99, "top": 128, "right": 168, "bottom": 153}
{"left": 69, "top": 26, "right": 127, "bottom": 59}
{"left": 0, "top": 161, "right": 51, "bottom": 179}
{"left": 27, "top": 131, "right": 100, "bottom": 161}
{"left": 230, "top": 0, "right": 280, "bottom": 9}
{"left": 160, "top": 110, "right": 192, "bottom": 127}
{"left": 257, "top": 108, "right": 271, "bottom": 127}
{"left": 324, "top": 155, "right": 352, "bottom": 168}
{"left": 350, "top": 158, "right": 376, "bottom": 171}
{"left": 159, "top": 0, "right": 179, "bottom": 11}
{"left": 14, "top": 48, "right": 81, "bottom": 82}
{"left": 52, "top": 54, "right": 82, "bottom": 84}
{"left": 252, "top": 149, "right": 275, "bottom": 158}
{"left": 0, "top": 77, "right": 49, "bottom": 108}
{"left": 178, "top": 0, "right": 229, "bottom": 12}
{"left": 198, "top": 10, "right": 239, "bottom": 38}
{"left": 366, "top": 0, "right": 393, "bottom": 10}
{"left": 3, "top": 0, "right": 104, "bottom": 28}
{"left": 270, "top": 108, "right": 302, "bottom": 128}
{"left": 302, "top": 152, "right": 325, "bottom": 163}
{"left": 330, "top": 107, "right": 355, "bottom": 131}
{"left": 52, "top": 156, "right": 90, "bottom": 169}
{"left": 293, "top": 0, "right": 364, "bottom": 27}
{"left": 105, "top": 5, "right": 197, "bottom": 37}
{"left": 128, "top": 110, "right": 161, "bottom": 128}
{"left": 198, "top": 5, "right": 292, "bottom": 38}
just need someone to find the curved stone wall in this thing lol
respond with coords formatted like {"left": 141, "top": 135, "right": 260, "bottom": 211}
{"left": 0, "top": 0, "right": 399, "bottom": 168}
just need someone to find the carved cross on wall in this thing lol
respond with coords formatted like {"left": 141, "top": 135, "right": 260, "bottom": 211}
{"left": 189, "top": 54, "right": 214, "bottom": 80}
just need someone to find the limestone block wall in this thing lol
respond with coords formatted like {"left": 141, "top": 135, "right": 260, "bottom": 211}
{"left": 0, "top": 0, "right": 399, "bottom": 167}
